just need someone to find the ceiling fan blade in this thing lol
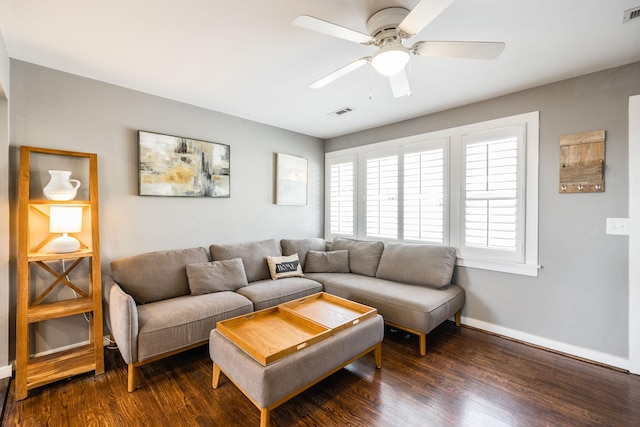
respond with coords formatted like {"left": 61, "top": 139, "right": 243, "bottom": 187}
{"left": 412, "top": 41, "right": 506, "bottom": 59}
{"left": 399, "top": 0, "right": 455, "bottom": 37}
{"left": 293, "top": 15, "right": 373, "bottom": 44}
{"left": 309, "top": 57, "right": 371, "bottom": 89}
{"left": 389, "top": 69, "right": 411, "bottom": 98}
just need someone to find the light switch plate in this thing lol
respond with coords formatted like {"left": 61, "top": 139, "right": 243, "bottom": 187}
{"left": 606, "top": 217, "right": 630, "bottom": 235}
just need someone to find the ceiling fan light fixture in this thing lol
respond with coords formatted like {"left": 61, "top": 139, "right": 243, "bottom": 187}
{"left": 371, "top": 44, "right": 410, "bottom": 76}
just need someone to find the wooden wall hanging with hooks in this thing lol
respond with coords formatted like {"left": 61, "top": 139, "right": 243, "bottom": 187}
{"left": 559, "top": 130, "right": 605, "bottom": 193}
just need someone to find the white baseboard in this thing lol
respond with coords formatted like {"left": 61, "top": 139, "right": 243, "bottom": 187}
{"left": 461, "top": 316, "right": 629, "bottom": 371}
{"left": 0, "top": 363, "right": 12, "bottom": 379}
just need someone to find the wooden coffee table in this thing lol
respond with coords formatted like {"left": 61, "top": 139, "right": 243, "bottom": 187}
{"left": 210, "top": 292, "right": 383, "bottom": 426}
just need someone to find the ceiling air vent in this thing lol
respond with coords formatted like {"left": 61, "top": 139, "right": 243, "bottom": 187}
{"left": 623, "top": 6, "right": 640, "bottom": 23}
{"left": 328, "top": 107, "right": 354, "bottom": 118}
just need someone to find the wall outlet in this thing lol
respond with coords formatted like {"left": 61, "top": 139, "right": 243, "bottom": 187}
{"left": 606, "top": 217, "right": 630, "bottom": 235}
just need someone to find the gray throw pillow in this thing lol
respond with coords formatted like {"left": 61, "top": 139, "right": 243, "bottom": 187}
{"left": 304, "top": 250, "right": 350, "bottom": 273}
{"left": 330, "top": 238, "right": 384, "bottom": 277}
{"left": 186, "top": 258, "right": 248, "bottom": 295}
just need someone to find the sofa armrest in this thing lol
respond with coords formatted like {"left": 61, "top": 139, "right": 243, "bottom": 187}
{"left": 109, "top": 281, "right": 139, "bottom": 364}
{"left": 102, "top": 275, "right": 117, "bottom": 332}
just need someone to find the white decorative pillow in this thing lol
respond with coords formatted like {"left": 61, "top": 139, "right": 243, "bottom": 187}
{"left": 186, "top": 258, "right": 248, "bottom": 295}
{"left": 266, "top": 253, "right": 304, "bottom": 280}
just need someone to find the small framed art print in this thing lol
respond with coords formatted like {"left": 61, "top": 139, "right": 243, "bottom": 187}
{"left": 275, "top": 153, "right": 308, "bottom": 205}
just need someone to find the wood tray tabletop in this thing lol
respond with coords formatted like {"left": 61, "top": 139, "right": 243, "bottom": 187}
{"left": 280, "top": 292, "right": 377, "bottom": 333}
{"left": 216, "top": 292, "right": 376, "bottom": 365}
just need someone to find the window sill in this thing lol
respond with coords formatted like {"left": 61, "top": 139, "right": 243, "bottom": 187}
{"left": 456, "top": 257, "right": 540, "bottom": 277}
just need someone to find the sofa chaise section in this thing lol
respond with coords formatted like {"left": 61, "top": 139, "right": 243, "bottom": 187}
{"left": 307, "top": 272, "right": 464, "bottom": 355}
{"left": 305, "top": 239, "right": 465, "bottom": 355}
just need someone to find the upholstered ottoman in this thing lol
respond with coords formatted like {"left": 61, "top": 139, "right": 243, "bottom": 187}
{"left": 209, "top": 314, "right": 384, "bottom": 426}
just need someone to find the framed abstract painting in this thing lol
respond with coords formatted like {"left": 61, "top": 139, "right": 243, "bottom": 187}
{"left": 138, "top": 131, "right": 230, "bottom": 197}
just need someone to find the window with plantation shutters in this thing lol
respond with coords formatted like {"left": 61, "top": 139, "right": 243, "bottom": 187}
{"left": 462, "top": 126, "right": 525, "bottom": 262}
{"left": 404, "top": 146, "right": 446, "bottom": 244}
{"left": 328, "top": 158, "right": 355, "bottom": 237}
{"left": 366, "top": 154, "right": 398, "bottom": 239}
{"left": 325, "top": 111, "right": 539, "bottom": 276}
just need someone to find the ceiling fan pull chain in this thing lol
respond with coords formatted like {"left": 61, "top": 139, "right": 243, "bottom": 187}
{"left": 369, "top": 64, "right": 373, "bottom": 100}
{"left": 408, "top": 60, "right": 413, "bottom": 97}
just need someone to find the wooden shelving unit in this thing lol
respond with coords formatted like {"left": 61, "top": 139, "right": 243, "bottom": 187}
{"left": 16, "top": 146, "right": 104, "bottom": 400}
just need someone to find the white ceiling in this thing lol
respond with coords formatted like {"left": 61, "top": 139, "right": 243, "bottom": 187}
{"left": 0, "top": 0, "right": 639, "bottom": 139}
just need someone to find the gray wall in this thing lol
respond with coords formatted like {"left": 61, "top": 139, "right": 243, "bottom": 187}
{"left": 0, "top": 29, "right": 10, "bottom": 376}
{"left": 5, "top": 57, "right": 639, "bottom": 367}
{"left": 327, "top": 62, "right": 640, "bottom": 364}
{"left": 8, "top": 60, "right": 324, "bottom": 355}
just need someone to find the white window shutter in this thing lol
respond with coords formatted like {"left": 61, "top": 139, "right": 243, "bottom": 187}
{"left": 329, "top": 160, "right": 355, "bottom": 236}
{"left": 462, "top": 126, "right": 525, "bottom": 262}
{"left": 404, "top": 147, "right": 445, "bottom": 244}
{"left": 366, "top": 155, "right": 398, "bottom": 239}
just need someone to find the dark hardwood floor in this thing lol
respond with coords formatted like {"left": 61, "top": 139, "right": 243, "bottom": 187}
{"left": 3, "top": 323, "right": 640, "bottom": 426}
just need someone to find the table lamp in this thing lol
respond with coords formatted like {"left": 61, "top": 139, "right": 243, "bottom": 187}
{"left": 49, "top": 206, "right": 82, "bottom": 253}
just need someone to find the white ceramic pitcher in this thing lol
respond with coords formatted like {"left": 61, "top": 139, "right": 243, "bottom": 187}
{"left": 43, "top": 170, "right": 81, "bottom": 200}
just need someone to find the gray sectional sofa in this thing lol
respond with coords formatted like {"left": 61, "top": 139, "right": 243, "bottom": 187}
{"left": 104, "top": 237, "right": 465, "bottom": 391}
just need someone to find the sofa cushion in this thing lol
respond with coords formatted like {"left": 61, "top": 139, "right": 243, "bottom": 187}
{"left": 235, "top": 277, "right": 323, "bottom": 311}
{"left": 266, "top": 254, "right": 304, "bottom": 279}
{"left": 375, "top": 244, "right": 456, "bottom": 289}
{"left": 210, "top": 239, "right": 282, "bottom": 283}
{"left": 186, "top": 258, "right": 249, "bottom": 295}
{"left": 304, "top": 250, "right": 350, "bottom": 273}
{"left": 280, "top": 238, "right": 327, "bottom": 268}
{"left": 110, "top": 247, "right": 209, "bottom": 304}
{"left": 330, "top": 238, "right": 384, "bottom": 277}
{"left": 136, "top": 291, "right": 253, "bottom": 362}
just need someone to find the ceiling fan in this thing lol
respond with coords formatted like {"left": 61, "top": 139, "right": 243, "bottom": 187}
{"left": 292, "top": 0, "right": 505, "bottom": 97}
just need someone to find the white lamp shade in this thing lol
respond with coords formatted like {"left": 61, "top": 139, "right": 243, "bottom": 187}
{"left": 371, "top": 45, "right": 410, "bottom": 76}
{"left": 49, "top": 206, "right": 82, "bottom": 233}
